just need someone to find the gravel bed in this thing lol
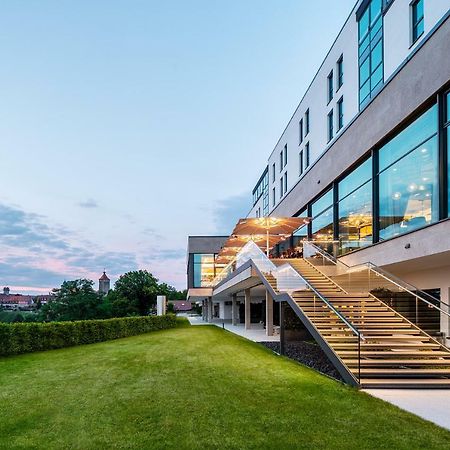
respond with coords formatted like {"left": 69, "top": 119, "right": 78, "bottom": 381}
{"left": 261, "top": 341, "right": 343, "bottom": 382}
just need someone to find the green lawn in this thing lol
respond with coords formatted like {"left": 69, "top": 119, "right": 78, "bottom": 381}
{"left": 1, "top": 325, "right": 449, "bottom": 449}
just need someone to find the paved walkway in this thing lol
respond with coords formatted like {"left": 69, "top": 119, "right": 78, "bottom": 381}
{"left": 185, "top": 315, "right": 279, "bottom": 342}
{"left": 363, "top": 389, "right": 450, "bottom": 430}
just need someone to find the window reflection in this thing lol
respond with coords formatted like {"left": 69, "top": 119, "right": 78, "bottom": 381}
{"left": 193, "top": 254, "right": 215, "bottom": 287}
{"left": 379, "top": 135, "right": 439, "bottom": 240}
{"left": 339, "top": 181, "right": 372, "bottom": 254}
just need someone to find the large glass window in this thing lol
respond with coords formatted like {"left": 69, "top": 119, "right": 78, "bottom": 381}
{"left": 446, "top": 92, "right": 450, "bottom": 216}
{"left": 327, "top": 110, "right": 334, "bottom": 142}
{"left": 411, "top": 0, "right": 424, "bottom": 44}
{"left": 378, "top": 105, "right": 439, "bottom": 240}
{"left": 338, "top": 158, "right": 373, "bottom": 254}
{"left": 358, "top": 0, "right": 383, "bottom": 108}
{"left": 337, "top": 55, "right": 343, "bottom": 89}
{"left": 327, "top": 71, "right": 334, "bottom": 103}
{"left": 193, "top": 254, "right": 215, "bottom": 287}
{"left": 311, "top": 189, "right": 334, "bottom": 241}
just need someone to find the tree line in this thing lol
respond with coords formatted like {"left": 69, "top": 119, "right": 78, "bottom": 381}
{"left": 11, "top": 270, "right": 187, "bottom": 322}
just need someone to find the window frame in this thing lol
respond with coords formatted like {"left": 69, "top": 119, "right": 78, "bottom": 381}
{"left": 327, "top": 70, "right": 334, "bottom": 104}
{"left": 299, "top": 118, "right": 304, "bottom": 144}
{"left": 327, "top": 109, "right": 334, "bottom": 142}
{"left": 337, "top": 55, "right": 344, "bottom": 90}
{"left": 411, "top": 0, "right": 424, "bottom": 45}
{"left": 305, "top": 109, "right": 310, "bottom": 136}
{"left": 337, "top": 96, "right": 344, "bottom": 131}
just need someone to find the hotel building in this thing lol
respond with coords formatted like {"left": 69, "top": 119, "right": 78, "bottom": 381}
{"left": 187, "top": 0, "right": 450, "bottom": 388}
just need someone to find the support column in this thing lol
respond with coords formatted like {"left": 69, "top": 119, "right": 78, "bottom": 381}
{"left": 202, "top": 300, "right": 206, "bottom": 321}
{"left": 231, "top": 294, "right": 238, "bottom": 326}
{"left": 208, "top": 297, "right": 213, "bottom": 322}
{"left": 280, "top": 301, "right": 285, "bottom": 355}
{"left": 265, "top": 290, "right": 273, "bottom": 336}
{"left": 245, "top": 288, "right": 251, "bottom": 330}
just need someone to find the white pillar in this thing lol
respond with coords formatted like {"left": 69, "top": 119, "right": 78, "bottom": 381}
{"left": 157, "top": 295, "right": 166, "bottom": 316}
{"left": 266, "top": 290, "right": 274, "bottom": 336}
{"left": 245, "top": 288, "right": 251, "bottom": 330}
{"left": 208, "top": 297, "right": 213, "bottom": 322}
{"left": 441, "top": 287, "right": 450, "bottom": 345}
{"left": 231, "top": 294, "right": 238, "bottom": 326}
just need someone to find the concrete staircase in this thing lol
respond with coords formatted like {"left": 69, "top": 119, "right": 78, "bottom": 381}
{"left": 265, "top": 258, "right": 450, "bottom": 388}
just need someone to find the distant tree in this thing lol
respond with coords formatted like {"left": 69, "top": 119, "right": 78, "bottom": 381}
{"left": 112, "top": 270, "right": 160, "bottom": 316}
{"left": 158, "top": 283, "right": 186, "bottom": 301}
{"left": 38, "top": 279, "right": 105, "bottom": 322}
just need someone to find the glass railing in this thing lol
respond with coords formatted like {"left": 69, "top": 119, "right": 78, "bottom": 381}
{"left": 303, "top": 240, "right": 450, "bottom": 338}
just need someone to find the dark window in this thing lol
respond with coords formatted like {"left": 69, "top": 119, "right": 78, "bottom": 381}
{"left": 337, "top": 97, "right": 344, "bottom": 130}
{"left": 358, "top": 0, "right": 383, "bottom": 108}
{"left": 284, "top": 144, "right": 288, "bottom": 167}
{"left": 327, "top": 71, "right": 334, "bottom": 103}
{"left": 337, "top": 55, "right": 344, "bottom": 89}
{"left": 272, "top": 163, "right": 275, "bottom": 182}
{"left": 305, "top": 109, "right": 310, "bottom": 135}
{"left": 272, "top": 187, "right": 276, "bottom": 206}
{"left": 284, "top": 172, "right": 288, "bottom": 194}
{"left": 327, "top": 110, "right": 334, "bottom": 142}
{"left": 411, "top": 0, "right": 424, "bottom": 44}
{"left": 280, "top": 177, "right": 283, "bottom": 198}
{"left": 299, "top": 119, "right": 303, "bottom": 144}
{"left": 305, "top": 142, "right": 310, "bottom": 168}
{"left": 299, "top": 150, "right": 304, "bottom": 175}
{"left": 378, "top": 105, "right": 439, "bottom": 240}
{"left": 280, "top": 151, "right": 283, "bottom": 172}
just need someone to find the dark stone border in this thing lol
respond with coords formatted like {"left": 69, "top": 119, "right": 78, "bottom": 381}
{"left": 260, "top": 340, "right": 343, "bottom": 382}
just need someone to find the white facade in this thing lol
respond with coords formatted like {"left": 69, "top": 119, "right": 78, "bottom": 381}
{"left": 249, "top": 0, "right": 450, "bottom": 217}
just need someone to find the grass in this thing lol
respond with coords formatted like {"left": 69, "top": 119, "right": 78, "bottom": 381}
{"left": 1, "top": 324, "right": 449, "bottom": 449}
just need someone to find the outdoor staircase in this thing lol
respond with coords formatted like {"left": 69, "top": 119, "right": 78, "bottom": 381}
{"left": 265, "top": 258, "right": 450, "bottom": 389}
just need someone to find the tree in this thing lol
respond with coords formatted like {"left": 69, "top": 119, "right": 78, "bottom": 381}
{"left": 112, "top": 270, "right": 160, "bottom": 316}
{"left": 158, "top": 283, "right": 187, "bottom": 301}
{"left": 38, "top": 279, "right": 105, "bottom": 322}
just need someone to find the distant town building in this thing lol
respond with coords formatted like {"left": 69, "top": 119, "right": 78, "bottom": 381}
{"left": 98, "top": 271, "right": 110, "bottom": 294}
{"left": 170, "top": 300, "right": 192, "bottom": 313}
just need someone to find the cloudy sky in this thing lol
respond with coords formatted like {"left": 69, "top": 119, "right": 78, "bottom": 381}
{"left": 0, "top": 0, "right": 354, "bottom": 294}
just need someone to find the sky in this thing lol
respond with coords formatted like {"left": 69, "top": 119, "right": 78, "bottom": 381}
{"left": 0, "top": 0, "right": 355, "bottom": 294}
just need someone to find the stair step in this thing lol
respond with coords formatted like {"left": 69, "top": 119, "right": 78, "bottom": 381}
{"left": 337, "top": 350, "right": 450, "bottom": 357}
{"left": 354, "top": 368, "right": 450, "bottom": 376}
{"left": 334, "top": 343, "right": 439, "bottom": 349}
{"left": 344, "top": 359, "right": 450, "bottom": 367}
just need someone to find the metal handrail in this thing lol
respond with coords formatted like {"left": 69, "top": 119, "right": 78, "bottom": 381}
{"left": 303, "top": 240, "right": 450, "bottom": 318}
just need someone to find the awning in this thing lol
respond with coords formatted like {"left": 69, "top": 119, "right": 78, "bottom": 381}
{"left": 216, "top": 217, "right": 310, "bottom": 263}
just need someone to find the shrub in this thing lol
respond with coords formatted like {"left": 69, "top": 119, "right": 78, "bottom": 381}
{"left": 0, "top": 315, "right": 177, "bottom": 357}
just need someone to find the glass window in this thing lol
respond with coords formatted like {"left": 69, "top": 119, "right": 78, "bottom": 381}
{"left": 272, "top": 163, "right": 275, "bottom": 182}
{"left": 412, "top": 0, "right": 424, "bottom": 44}
{"left": 299, "top": 119, "right": 303, "bottom": 144}
{"left": 337, "top": 97, "right": 344, "bottom": 130}
{"left": 379, "top": 134, "right": 439, "bottom": 240}
{"left": 272, "top": 187, "right": 276, "bottom": 206}
{"left": 280, "top": 177, "right": 283, "bottom": 198}
{"left": 193, "top": 254, "right": 215, "bottom": 287}
{"left": 339, "top": 158, "right": 372, "bottom": 200}
{"left": 311, "top": 207, "right": 334, "bottom": 241}
{"left": 305, "top": 142, "right": 310, "bottom": 168}
{"left": 446, "top": 92, "right": 450, "bottom": 216}
{"left": 379, "top": 105, "right": 437, "bottom": 171}
{"left": 339, "top": 181, "right": 372, "bottom": 254}
{"left": 284, "top": 172, "right": 288, "bottom": 194}
{"left": 284, "top": 144, "right": 288, "bottom": 167}
{"left": 279, "top": 151, "right": 283, "bottom": 171}
{"left": 327, "top": 71, "right": 333, "bottom": 103}
{"left": 337, "top": 56, "right": 343, "bottom": 88}
{"left": 327, "top": 110, "right": 334, "bottom": 142}
{"left": 312, "top": 189, "right": 333, "bottom": 217}
{"left": 299, "top": 150, "right": 303, "bottom": 175}
{"left": 305, "top": 109, "right": 310, "bottom": 135}
{"left": 358, "top": 0, "right": 383, "bottom": 108}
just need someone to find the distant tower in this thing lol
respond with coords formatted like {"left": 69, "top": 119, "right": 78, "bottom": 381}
{"left": 98, "top": 271, "right": 110, "bottom": 294}
{"left": 3, "top": 287, "right": 10, "bottom": 296}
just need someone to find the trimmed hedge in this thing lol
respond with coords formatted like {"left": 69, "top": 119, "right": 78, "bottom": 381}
{"left": 0, "top": 315, "right": 178, "bottom": 357}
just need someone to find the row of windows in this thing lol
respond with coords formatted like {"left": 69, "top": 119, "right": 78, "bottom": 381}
{"left": 327, "top": 55, "right": 344, "bottom": 104}
{"left": 252, "top": 167, "right": 269, "bottom": 206}
{"left": 294, "top": 94, "right": 450, "bottom": 255}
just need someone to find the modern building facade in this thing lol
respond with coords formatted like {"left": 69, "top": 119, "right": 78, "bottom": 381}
{"left": 187, "top": 0, "right": 450, "bottom": 388}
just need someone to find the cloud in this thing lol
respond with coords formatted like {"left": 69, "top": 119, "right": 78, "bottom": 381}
{"left": 78, "top": 199, "right": 99, "bottom": 208}
{"left": 213, "top": 192, "right": 250, "bottom": 234}
{"left": 0, "top": 202, "right": 138, "bottom": 293}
